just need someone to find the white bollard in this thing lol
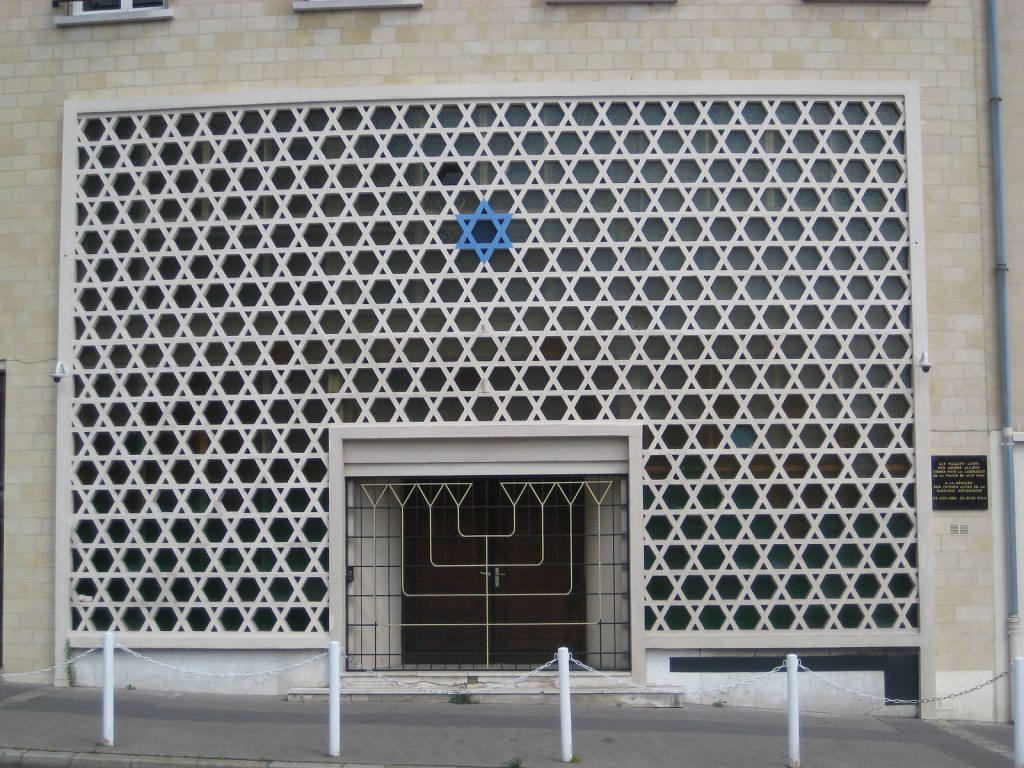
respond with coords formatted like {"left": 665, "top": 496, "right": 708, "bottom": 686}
{"left": 102, "top": 631, "right": 114, "bottom": 747}
{"left": 787, "top": 653, "right": 800, "bottom": 768}
{"left": 328, "top": 641, "right": 341, "bottom": 758}
{"left": 1014, "top": 657, "right": 1023, "bottom": 768}
{"left": 558, "top": 647, "right": 573, "bottom": 763}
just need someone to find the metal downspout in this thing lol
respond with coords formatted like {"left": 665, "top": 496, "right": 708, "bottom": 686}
{"left": 986, "top": 0, "right": 1020, "bottom": 650}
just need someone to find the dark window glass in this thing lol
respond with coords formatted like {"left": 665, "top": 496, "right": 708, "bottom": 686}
{"left": 82, "top": 0, "right": 167, "bottom": 10}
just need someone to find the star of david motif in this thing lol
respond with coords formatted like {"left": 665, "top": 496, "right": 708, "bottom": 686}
{"left": 456, "top": 199, "right": 513, "bottom": 263}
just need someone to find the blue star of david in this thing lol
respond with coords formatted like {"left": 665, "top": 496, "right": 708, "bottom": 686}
{"left": 456, "top": 199, "right": 513, "bottom": 264}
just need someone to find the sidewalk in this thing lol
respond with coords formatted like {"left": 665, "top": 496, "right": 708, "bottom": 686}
{"left": 0, "top": 682, "right": 1014, "bottom": 768}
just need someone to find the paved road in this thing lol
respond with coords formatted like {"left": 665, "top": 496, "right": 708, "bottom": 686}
{"left": 0, "top": 683, "right": 1015, "bottom": 768}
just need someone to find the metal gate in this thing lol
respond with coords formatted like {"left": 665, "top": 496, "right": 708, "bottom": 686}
{"left": 345, "top": 476, "right": 630, "bottom": 671}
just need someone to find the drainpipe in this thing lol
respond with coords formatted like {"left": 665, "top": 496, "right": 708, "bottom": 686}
{"left": 985, "top": 0, "right": 1020, "bottom": 658}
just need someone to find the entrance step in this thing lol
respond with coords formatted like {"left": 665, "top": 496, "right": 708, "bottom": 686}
{"left": 288, "top": 674, "right": 686, "bottom": 708}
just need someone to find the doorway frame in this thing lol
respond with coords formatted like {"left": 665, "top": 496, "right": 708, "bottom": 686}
{"left": 328, "top": 422, "right": 645, "bottom": 680}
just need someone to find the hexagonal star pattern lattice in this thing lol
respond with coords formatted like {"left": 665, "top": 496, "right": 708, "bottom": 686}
{"left": 67, "top": 95, "right": 917, "bottom": 639}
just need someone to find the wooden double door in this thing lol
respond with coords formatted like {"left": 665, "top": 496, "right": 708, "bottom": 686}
{"left": 401, "top": 478, "right": 586, "bottom": 667}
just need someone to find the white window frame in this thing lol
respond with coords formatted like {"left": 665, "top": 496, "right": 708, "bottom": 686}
{"left": 293, "top": 0, "right": 421, "bottom": 12}
{"left": 54, "top": 0, "right": 173, "bottom": 27}
{"left": 329, "top": 422, "right": 647, "bottom": 681}
{"left": 802, "top": 0, "right": 928, "bottom": 3}
{"left": 547, "top": 0, "right": 675, "bottom": 4}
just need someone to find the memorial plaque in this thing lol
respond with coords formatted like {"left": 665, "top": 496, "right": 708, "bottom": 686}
{"left": 931, "top": 455, "right": 988, "bottom": 511}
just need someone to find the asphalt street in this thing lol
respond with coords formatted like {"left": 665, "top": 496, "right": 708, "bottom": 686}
{"left": 0, "top": 682, "right": 1015, "bottom": 768}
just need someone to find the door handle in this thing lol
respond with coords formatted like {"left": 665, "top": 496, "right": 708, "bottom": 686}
{"left": 479, "top": 568, "right": 507, "bottom": 588}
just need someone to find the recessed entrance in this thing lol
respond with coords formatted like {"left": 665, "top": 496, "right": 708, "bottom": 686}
{"left": 345, "top": 476, "right": 629, "bottom": 671}
{"left": 331, "top": 423, "right": 643, "bottom": 675}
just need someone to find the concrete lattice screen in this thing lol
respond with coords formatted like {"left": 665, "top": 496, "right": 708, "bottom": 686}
{"left": 66, "top": 94, "right": 917, "bottom": 644}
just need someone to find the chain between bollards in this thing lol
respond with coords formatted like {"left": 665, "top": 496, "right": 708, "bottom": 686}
{"left": 90, "top": 640, "right": 1024, "bottom": 768}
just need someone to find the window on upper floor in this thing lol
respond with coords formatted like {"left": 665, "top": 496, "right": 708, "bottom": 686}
{"left": 802, "top": 0, "right": 928, "bottom": 4}
{"left": 292, "top": 0, "right": 422, "bottom": 12}
{"left": 83, "top": 0, "right": 164, "bottom": 8}
{"left": 546, "top": 0, "right": 676, "bottom": 4}
{"left": 53, "top": 0, "right": 174, "bottom": 27}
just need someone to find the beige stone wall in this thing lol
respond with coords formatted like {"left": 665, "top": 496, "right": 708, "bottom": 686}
{"left": 1000, "top": 0, "right": 1024, "bottom": 433}
{"left": 932, "top": 511, "right": 996, "bottom": 673}
{"left": 0, "top": 0, "right": 1007, "bottom": 694}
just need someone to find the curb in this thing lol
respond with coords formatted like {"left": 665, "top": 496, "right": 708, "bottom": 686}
{"left": 0, "top": 750, "right": 392, "bottom": 768}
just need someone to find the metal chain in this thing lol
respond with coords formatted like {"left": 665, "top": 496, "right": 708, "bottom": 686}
{"left": 340, "top": 651, "right": 558, "bottom": 695}
{"left": 98, "top": 644, "right": 554, "bottom": 695}
{"left": 567, "top": 656, "right": 656, "bottom": 690}
{"left": 799, "top": 664, "right": 1012, "bottom": 706}
{"left": 115, "top": 645, "right": 327, "bottom": 680}
{"left": 700, "top": 664, "right": 788, "bottom": 697}
{"left": 569, "top": 654, "right": 786, "bottom": 698}
{"left": 462, "top": 659, "right": 558, "bottom": 694}
{"left": 572, "top": 655, "right": 1012, "bottom": 705}
{"left": 0, "top": 645, "right": 101, "bottom": 678}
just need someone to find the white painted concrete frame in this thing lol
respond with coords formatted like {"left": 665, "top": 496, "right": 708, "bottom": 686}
{"left": 328, "top": 422, "right": 646, "bottom": 682}
{"left": 54, "top": 81, "right": 931, "bottom": 696}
